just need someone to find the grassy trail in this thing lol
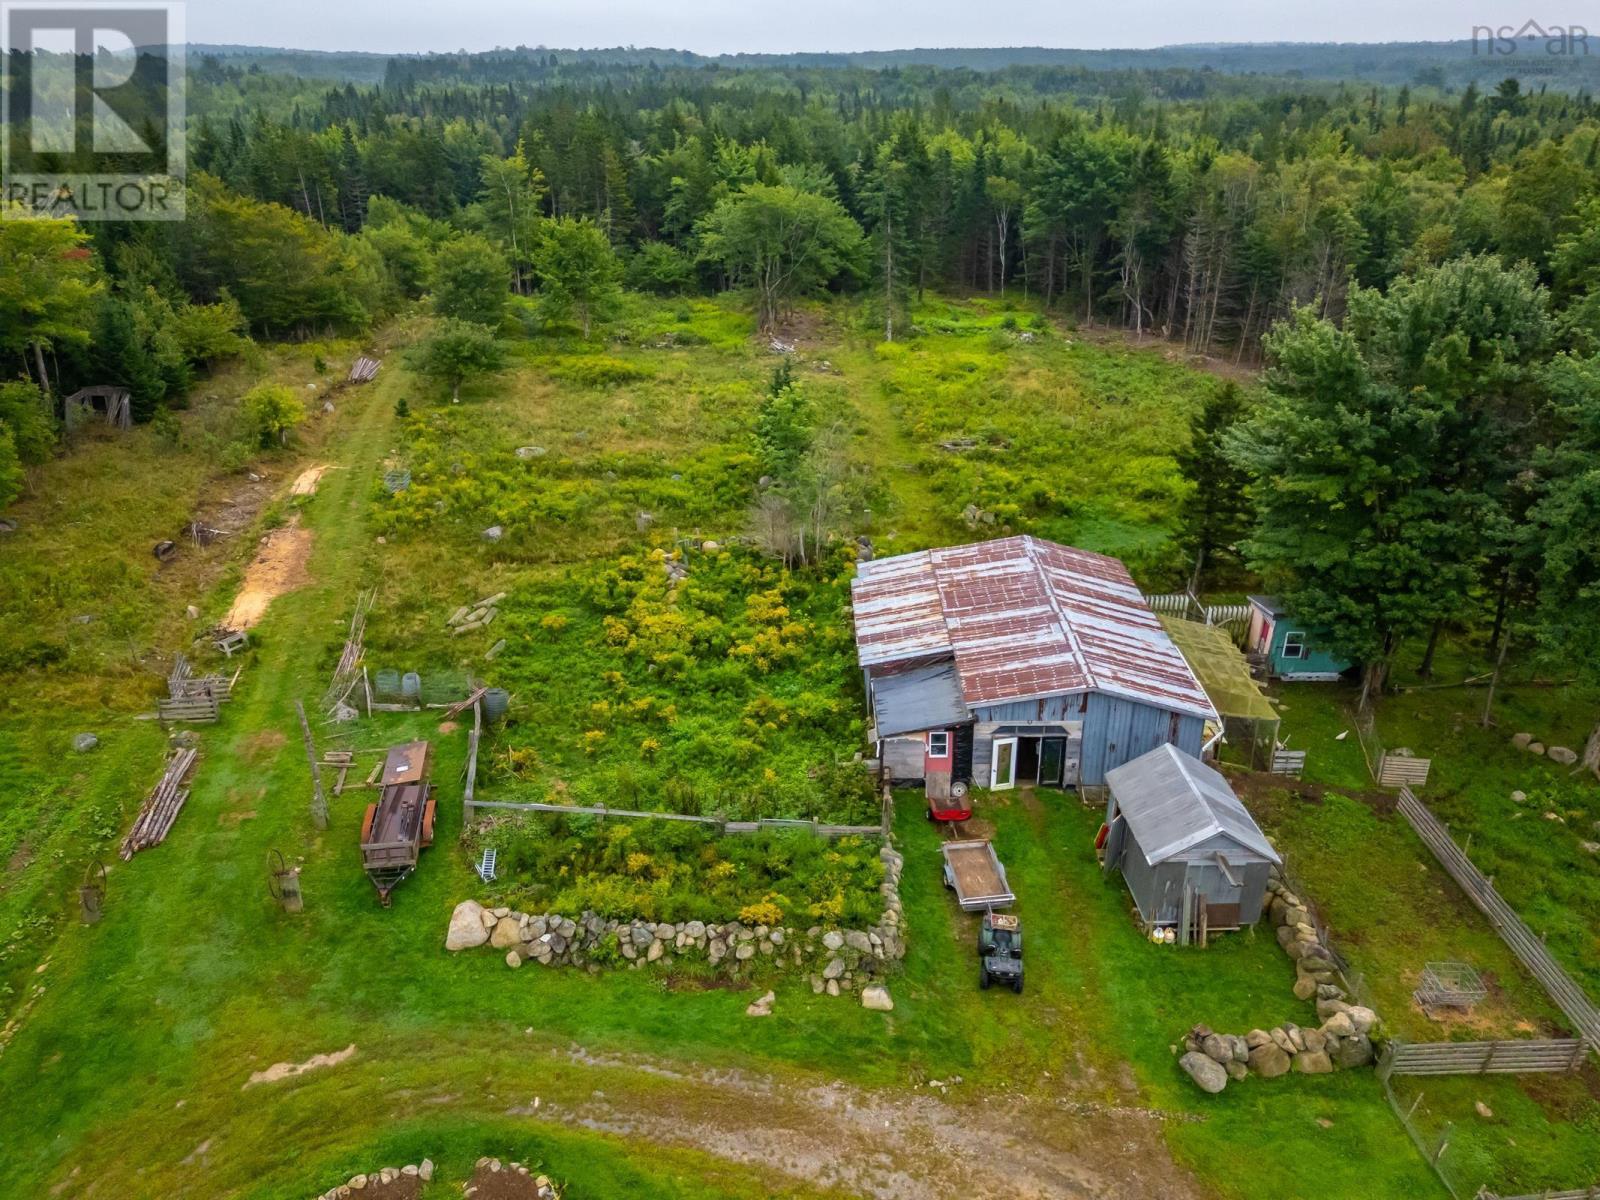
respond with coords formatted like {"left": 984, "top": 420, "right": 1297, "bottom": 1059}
{"left": 840, "top": 343, "right": 950, "bottom": 548}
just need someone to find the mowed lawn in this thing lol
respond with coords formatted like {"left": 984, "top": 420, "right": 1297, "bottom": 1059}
{"left": 0, "top": 293, "right": 1511, "bottom": 1200}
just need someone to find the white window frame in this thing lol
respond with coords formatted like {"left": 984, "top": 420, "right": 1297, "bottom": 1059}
{"left": 1281, "top": 631, "right": 1307, "bottom": 660}
{"left": 926, "top": 731, "right": 950, "bottom": 757}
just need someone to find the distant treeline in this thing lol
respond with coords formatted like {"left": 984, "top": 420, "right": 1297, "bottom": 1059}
{"left": 192, "top": 39, "right": 1600, "bottom": 90}
{"left": 169, "top": 52, "right": 1600, "bottom": 362}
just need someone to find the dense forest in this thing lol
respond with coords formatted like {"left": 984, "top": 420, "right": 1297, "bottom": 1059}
{"left": 3, "top": 47, "right": 1600, "bottom": 745}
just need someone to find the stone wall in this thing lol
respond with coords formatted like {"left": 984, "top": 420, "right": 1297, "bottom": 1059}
{"left": 445, "top": 845, "right": 906, "bottom": 997}
{"left": 311, "top": 1159, "right": 433, "bottom": 1198}
{"left": 1177, "top": 866, "right": 1382, "bottom": 1094}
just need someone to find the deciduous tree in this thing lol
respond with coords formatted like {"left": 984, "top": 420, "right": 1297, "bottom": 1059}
{"left": 696, "top": 184, "right": 863, "bottom": 331}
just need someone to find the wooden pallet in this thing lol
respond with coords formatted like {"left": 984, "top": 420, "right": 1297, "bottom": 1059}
{"left": 157, "top": 695, "right": 220, "bottom": 723}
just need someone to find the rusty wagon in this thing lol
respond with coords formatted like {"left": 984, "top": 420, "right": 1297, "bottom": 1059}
{"left": 360, "top": 740, "right": 436, "bottom": 905}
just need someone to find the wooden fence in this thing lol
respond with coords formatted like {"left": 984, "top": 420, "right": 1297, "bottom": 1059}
{"left": 1396, "top": 788, "right": 1600, "bottom": 1050}
{"left": 157, "top": 695, "right": 221, "bottom": 723}
{"left": 1381, "top": 1038, "right": 1588, "bottom": 1078}
{"left": 1144, "top": 593, "right": 1251, "bottom": 628}
{"left": 1480, "top": 1187, "right": 1600, "bottom": 1199}
{"left": 1270, "top": 749, "right": 1307, "bottom": 777}
{"left": 465, "top": 797, "right": 885, "bottom": 839}
{"left": 462, "top": 700, "right": 482, "bottom": 816}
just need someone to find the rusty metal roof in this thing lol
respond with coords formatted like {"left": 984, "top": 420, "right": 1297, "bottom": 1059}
{"left": 852, "top": 536, "right": 1216, "bottom": 721}
{"left": 381, "top": 741, "right": 431, "bottom": 787}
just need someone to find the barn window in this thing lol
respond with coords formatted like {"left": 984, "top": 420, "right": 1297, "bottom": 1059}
{"left": 927, "top": 731, "right": 950, "bottom": 757}
{"left": 1281, "top": 632, "right": 1307, "bottom": 659}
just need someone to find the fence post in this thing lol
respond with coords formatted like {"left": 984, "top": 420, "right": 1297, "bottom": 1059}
{"left": 1406, "top": 1088, "right": 1424, "bottom": 1121}
{"left": 295, "top": 699, "right": 328, "bottom": 831}
{"left": 1432, "top": 1122, "right": 1451, "bottom": 1166}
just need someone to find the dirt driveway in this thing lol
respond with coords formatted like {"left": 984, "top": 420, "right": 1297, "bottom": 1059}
{"left": 517, "top": 1044, "right": 1204, "bottom": 1200}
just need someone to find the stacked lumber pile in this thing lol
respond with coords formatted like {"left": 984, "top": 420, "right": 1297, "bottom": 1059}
{"left": 348, "top": 355, "right": 382, "bottom": 383}
{"left": 446, "top": 591, "right": 506, "bottom": 636}
{"left": 120, "top": 748, "right": 199, "bottom": 859}
{"left": 322, "top": 589, "right": 374, "bottom": 717}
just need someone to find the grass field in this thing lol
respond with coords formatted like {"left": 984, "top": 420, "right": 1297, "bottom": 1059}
{"left": 0, "top": 293, "right": 1594, "bottom": 1199}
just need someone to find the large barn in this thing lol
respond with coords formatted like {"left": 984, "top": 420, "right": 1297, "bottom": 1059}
{"left": 851, "top": 536, "right": 1218, "bottom": 793}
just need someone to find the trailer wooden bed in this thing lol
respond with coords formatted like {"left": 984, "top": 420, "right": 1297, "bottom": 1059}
{"left": 360, "top": 740, "right": 435, "bottom": 905}
{"left": 941, "top": 839, "right": 1015, "bottom": 911}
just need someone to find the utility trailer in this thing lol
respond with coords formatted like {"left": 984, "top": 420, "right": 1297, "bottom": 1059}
{"left": 360, "top": 740, "right": 436, "bottom": 905}
{"left": 941, "top": 839, "right": 1015, "bottom": 912}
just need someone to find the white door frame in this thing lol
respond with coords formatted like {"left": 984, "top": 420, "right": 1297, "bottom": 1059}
{"left": 990, "top": 736, "right": 1018, "bottom": 790}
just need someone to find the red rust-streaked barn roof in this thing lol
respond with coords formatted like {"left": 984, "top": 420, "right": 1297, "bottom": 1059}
{"left": 851, "top": 536, "right": 1216, "bottom": 721}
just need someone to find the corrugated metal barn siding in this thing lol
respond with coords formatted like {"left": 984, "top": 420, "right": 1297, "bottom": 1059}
{"left": 1080, "top": 695, "right": 1204, "bottom": 785}
{"left": 1121, "top": 846, "right": 1188, "bottom": 925}
{"left": 973, "top": 694, "right": 1087, "bottom": 723}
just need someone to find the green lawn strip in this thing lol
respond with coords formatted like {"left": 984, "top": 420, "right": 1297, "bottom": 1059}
{"left": 0, "top": 342, "right": 368, "bottom": 1010}
{"left": 1270, "top": 649, "right": 1600, "bottom": 1000}
{"left": 1385, "top": 1072, "right": 1600, "bottom": 1197}
{"left": 901, "top": 789, "right": 1444, "bottom": 1200}
{"left": 1246, "top": 788, "right": 1566, "bottom": 1040}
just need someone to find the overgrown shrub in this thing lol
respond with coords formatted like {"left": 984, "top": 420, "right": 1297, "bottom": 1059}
{"left": 464, "top": 815, "right": 884, "bottom": 925}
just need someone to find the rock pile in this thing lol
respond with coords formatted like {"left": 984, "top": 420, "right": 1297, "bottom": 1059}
{"left": 1511, "top": 731, "right": 1578, "bottom": 765}
{"left": 1264, "top": 876, "right": 1344, "bottom": 1003}
{"left": 447, "top": 847, "right": 906, "bottom": 996}
{"left": 1179, "top": 1008, "right": 1376, "bottom": 1094}
{"left": 311, "top": 1159, "right": 433, "bottom": 1198}
{"left": 1177, "top": 866, "right": 1382, "bottom": 1094}
{"left": 466, "top": 1157, "right": 559, "bottom": 1199}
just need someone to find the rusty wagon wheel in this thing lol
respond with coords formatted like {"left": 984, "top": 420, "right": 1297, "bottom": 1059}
{"left": 78, "top": 858, "right": 107, "bottom": 925}
{"left": 266, "top": 848, "right": 288, "bottom": 902}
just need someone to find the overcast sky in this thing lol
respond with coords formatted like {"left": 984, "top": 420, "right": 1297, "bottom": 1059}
{"left": 190, "top": 0, "right": 1499, "bottom": 55}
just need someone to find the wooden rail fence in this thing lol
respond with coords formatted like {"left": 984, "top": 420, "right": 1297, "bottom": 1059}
{"left": 1381, "top": 1038, "right": 1588, "bottom": 1078}
{"left": 1396, "top": 788, "right": 1600, "bottom": 1050}
{"left": 1479, "top": 1187, "right": 1600, "bottom": 1199}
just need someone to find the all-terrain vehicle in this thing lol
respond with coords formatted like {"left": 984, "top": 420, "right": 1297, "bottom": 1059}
{"left": 977, "top": 911, "right": 1023, "bottom": 994}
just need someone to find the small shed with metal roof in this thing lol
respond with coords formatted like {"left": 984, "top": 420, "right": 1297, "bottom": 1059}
{"left": 1100, "top": 744, "right": 1280, "bottom": 933}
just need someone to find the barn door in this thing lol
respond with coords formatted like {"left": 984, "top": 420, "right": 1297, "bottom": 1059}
{"left": 990, "top": 737, "right": 1018, "bottom": 790}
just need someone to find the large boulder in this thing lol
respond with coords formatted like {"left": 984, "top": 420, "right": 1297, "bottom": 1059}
{"left": 1248, "top": 1043, "right": 1292, "bottom": 1078}
{"left": 860, "top": 985, "right": 894, "bottom": 1012}
{"left": 1321, "top": 1011, "right": 1357, "bottom": 1039}
{"left": 446, "top": 901, "right": 490, "bottom": 950}
{"left": 1335, "top": 1033, "right": 1374, "bottom": 1069}
{"left": 1179, "top": 1051, "right": 1229, "bottom": 1094}
{"left": 1200, "top": 1033, "right": 1233, "bottom": 1065}
{"left": 1345, "top": 1006, "right": 1379, "bottom": 1035}
{"left": 1294, "top": 1050, "right": 1334, "bottom": 1074}
{"left": 490, "top": 916, "right": 522, "bottom": 949}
